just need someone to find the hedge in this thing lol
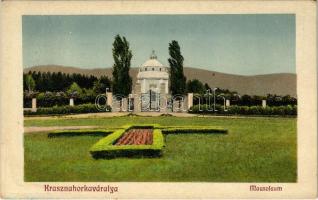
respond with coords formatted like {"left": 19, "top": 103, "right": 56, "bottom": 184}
{"left": 120, "top": 124, "right": 228, "bottom": 134}
{"left": 162, "top": 127, "right": 228, "bottom": 134}
{"left": 90, "top": 125, "right": 165, "bottom": 159}
{"left": 188, "top": 104, "right": 297, "bottom": 116}
{"left": 48, "top": 129, "right": 115, "bottom": 138}
{"left": 24, "top": 103, "right": 111, "bottom": 116}
{"left": 45, "top": 124, "right": 229, "bottom": 159}
{"left": 23, "top": 93, "right": 97, "bottom": 108}
{"left": 121, "top": 124, "right": 161, "bottom": 129}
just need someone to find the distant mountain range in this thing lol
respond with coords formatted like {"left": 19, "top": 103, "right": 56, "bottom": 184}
{"left": 24, "top": 65, "right": 297, "bottom": 97}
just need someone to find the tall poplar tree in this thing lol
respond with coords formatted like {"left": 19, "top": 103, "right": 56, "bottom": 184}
{"left": 168, "top": 40, "right": 186, "bottom": 95}
{"left": 25, "top": 74, "right": 36, "bottom": 93}
{"left": 112, "top": 35, "right": 133, "bottom": 96}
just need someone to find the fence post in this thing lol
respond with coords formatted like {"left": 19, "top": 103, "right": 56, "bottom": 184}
{"left": 106, "top": 92, "right": 113, "bottom": 111}
{"left": 122, "top": 98, "right": 128, "bottom": 112}
{"left": 69, "top": 98, "right": 74, "bottom": 106}
{"left": 262, "top": 99, "right": 267, "bottom": 108}
{"left": 134, "top": 83, "right": 141, "bottom": 113}
{"left": 160, "top": 83, "right": 167, "bottom": 113}
{"left": 226, "top": 99, "right": 230, "bottom": 107}
{"left": 187, "top": 93, "right": 193, "bottom": 110}
{"left": 31, "top": 98, "right": 37, "bottom": 112}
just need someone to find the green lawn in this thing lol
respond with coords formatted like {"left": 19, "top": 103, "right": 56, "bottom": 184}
{"left": 24, "top": 116, "right": 297, "bottom": 182}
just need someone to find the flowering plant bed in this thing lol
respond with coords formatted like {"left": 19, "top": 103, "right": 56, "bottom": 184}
{"left": 115, "top": 128, "right": 153, "bottom": 145}
{"left": 90, "top": 125, "right": 164, "bottom": 159}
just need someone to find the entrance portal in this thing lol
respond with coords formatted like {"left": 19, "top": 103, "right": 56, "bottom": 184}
{"left": 141, "top": 90, "right": 160, "bottom": 112}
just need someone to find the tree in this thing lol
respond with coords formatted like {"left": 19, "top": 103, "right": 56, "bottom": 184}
{"left": 25, "top": 74, "right": 35, "bottom": 93}
{"left": 112, "top": 34, "right": 133, "bottom": 96}
{"left": 186, "top": 79, "right": 205, "bottom": 94}
{"left": 67, "top": 82, "right": 82, "bottom": 98}
{"left": 92, "top": 76, "right": 111, "bottom": 94}
{"left": 92, "top": 80, "right": 103, "bottom": 94}
{"left": 204, "top": 83, "right": 210, "bottom": 91}
{"left": 99, "top": 76, "right": 112, "bottom": 91}
{"left": 168, "top": 40, "right": 186, "bottom": 95}
{"left": 240, "top": 94, "right": 252, "bottom": 106}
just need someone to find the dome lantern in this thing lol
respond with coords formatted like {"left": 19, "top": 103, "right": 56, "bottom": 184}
{"left": 150, "top": 50, "right": 157, "bottom": 59}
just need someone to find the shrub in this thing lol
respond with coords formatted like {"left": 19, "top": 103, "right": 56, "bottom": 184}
{"left": 248, "top": 106, "right": 261, "bottom": 115}
{"left": 162, "top": 126, "right": 228, "bottom": 134}
{"left": 48, "top": 129, "right": 115, "bottom": 137}
{"left": 188, "top": 104, "right": 297, "bottom": 116}
{"left": 23, "top": 91, "right": 100, "bottom": 108}
{"left": 24, "top": 103, "right": 111, "bottom": 116}
{"left": 191, "top": 93, "right": 297, "bottom": 106}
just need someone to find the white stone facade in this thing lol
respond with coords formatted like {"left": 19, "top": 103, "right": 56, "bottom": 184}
{"left": 136, "top": 51, "right": 169, "bottom": 94}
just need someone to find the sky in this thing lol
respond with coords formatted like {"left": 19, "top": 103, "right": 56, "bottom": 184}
{"left": 23, "top": 14, "right": 295, "bottom": 75}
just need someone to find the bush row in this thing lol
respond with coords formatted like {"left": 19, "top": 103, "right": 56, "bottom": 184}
{"left": 48, "top": 129, "right": 114, "bottom": 138}
{"left": 23, "top": 94, "right": 98, "bottom": 108}
{"left": 24, "top": 103, "right": 111, "bottom": 116}
{"left": 192, "top": 94, "right": 297, "bottom": 107}
{"left": 188, "top": 104, "right": 297, "bottom": 116}
{"left": 162, "top": 127, "right": 228, "bottom": 134}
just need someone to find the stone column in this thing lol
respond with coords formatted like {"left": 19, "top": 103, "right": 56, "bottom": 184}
{"left": 134, "top": 83, "right": 141, "bottom": 113}
{"left": 187, "top": 93, "right": 193, "bottom": 110}
{"left": 142, "top": 79, "right": 146, "bottom": 93}
{"left": 226, "top": 99, "right": 230, "bottom": 107}
{"left": 69, "top": 98, "right": 74, "bottom": 106}
{"left": 160, "top": 83, "right": 167, "bottom": 113}
{"left": 106, "top": 92, "right": 113, "bottom": 111}
{"left": 183, "top": 96, "right": 188, "bottom": 113}
{"left": 31, "top": 98, "right": 37, "bottom": 112}
{"left": 128, "top": 93, "right": 133, "bottom": 112}
{"left": 122, "top": 98, "right": 128, "bottom": 112}
{"left": 262, "top": 100, "right": 267, "bottom": 108}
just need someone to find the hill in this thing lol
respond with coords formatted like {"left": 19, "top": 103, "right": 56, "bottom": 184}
{"left": 24, "top": 65, "right": 296, "bottom": 97}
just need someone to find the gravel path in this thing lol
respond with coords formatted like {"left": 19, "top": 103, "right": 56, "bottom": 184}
{"left": 24, "top": 112, "right": 274, "bottom": 120}
{"left": 24, "top": 112, "right": 199, "bottom": 120}
{"left": 24, "top": 112, "right": 128, "bottom": 120}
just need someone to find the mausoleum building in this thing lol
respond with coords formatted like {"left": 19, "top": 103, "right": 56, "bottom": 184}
{"left": 137, "top": 51, "right": 169, "bottom": 94}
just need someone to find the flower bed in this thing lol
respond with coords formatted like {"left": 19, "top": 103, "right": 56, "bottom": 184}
{"left": 115, "top": 129, "right": 153, "bottom": 145}
{"left": 90, "top": 125, "right": 164, "bottom": 159}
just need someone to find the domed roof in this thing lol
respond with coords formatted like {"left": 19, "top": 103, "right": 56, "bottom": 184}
{"left": 137, "top": 50, "right": 169, "bottom": 80}
{"left": 140, "top": 50, "right": 164, "bottom": 68}
{"left": 142, "top": 59, "right": 164, "bottom": 68}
